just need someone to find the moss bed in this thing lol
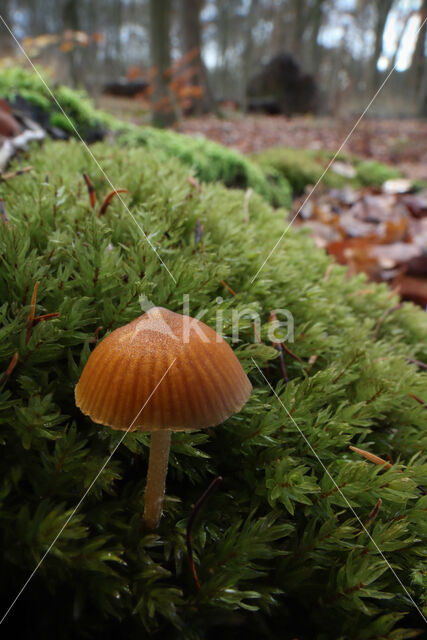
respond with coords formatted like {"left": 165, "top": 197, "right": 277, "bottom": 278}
{"left": 251, "top": 147, "right": 401, "bottom": 195}
{"left": 0, "top": 68, "right": 426, "bottom": 639}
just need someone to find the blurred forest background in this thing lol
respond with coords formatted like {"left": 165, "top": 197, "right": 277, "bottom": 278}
{"left": 1, "top": 0, "right": 426, "bottom": 122}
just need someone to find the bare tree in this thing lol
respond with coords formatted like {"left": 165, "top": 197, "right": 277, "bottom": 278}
{"left": 149, "top": 0, "right": 177, "bottom": 127}
{"left": 309, "top": 0, "right": 326, "bottom": 73}
{"left": 370, "top": 0, "right": 394, "bottom": 91}
{"left": 179, "top": 0, "right": 215, "bottom": 112}
{"left": 409, "top": 0, "right": 427, "bottom": 116}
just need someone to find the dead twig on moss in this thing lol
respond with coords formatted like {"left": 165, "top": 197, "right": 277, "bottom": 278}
{"left": 98, "top": 189, "right": 129, "bottom": 216}
{"left": 83, "top": 172, "right": 97, "bottom": 208}
{"left": 0, "top": 352, "right": 18, "bottom": 385}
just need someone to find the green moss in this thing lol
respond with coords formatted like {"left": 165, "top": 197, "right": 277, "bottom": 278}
{"left": 0, "top": 66, "right": 292, "bottom": 207}
{"left": 0, "top": 66, "right": 116, "bottom": 139}
{"left": 0, "top": 139, "right": 425, "bottom": 639}
{"left": 118, "top": 126, "right": 292, "bottom": 207}
{"left": 252, "top": 147, "right": 402, "bottom": 195}
{"left": 355, "top": 160, "right": 401, "bottom": 186}
{"left": 49, "top": 111, "right": 77, "bottom": 133}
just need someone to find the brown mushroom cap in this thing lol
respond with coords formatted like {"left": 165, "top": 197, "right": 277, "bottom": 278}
{"left": 75, "top": 307, "right": 252, "bottom": 431}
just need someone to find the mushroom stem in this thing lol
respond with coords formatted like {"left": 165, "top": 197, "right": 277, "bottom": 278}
{"left": 142, "top": 430, "right": 172, "bottom": 530}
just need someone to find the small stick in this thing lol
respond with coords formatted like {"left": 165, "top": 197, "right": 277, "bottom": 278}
{"left": 94, "top": 326, "right": 104, "bottom": 343}
{"left": 408, "top": 393, "right": 425, "bottom": 406}
{"left": 186, "top": 476, "right": 222, "bottom": 589}
{"left": 280, "top": 342, "right": 302, "bottom": 363}
{"left": 373, "top": 304, "right": 403, "bottom": 339}
{"left": 364, "top": 498, "right": 382, "bottom": 525}
{"left": 83, "top": 173, "right": 97, "bottom": 208}
{"left": 269, "top": 311, "right": 302, "bottom": 363}
{"left": 0, "top": 166, "right": 33, "bottom": 182}
{"left": 26, "top": 281, "right": 40, "bottom": 345}
{"left": 406, "top": 358, "right": 427, "bottom": 371}
{"left": 220, "top": 280, "right": 237, "bottom": 297}
{"left": 188, "top": 175, "right": 202, "bottom": 192}
{"left": 98, "top": 189, "right": 129, "bottom": 216}
{"left": 0, "top": 352, "right": 18, "bottom": 385}
{"left": 275, "top": 343, "right": 288, "bottom": 382}
{"left": 349, "top": 445, "right": 392, "bottom": 469}
{"left": 305, "top": 354, "right": 318, "bottom": 374}
{"left": 32, "top": 312, "right": 60, "bottom": 325}
{"left": 332, "top": 353, "right": 360, "bottom": 384}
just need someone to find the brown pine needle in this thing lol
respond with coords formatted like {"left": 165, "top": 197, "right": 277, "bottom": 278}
{"left": 0, "top": 352, "right": 18, "bottom": 385}
{"left": 26, "top": 281, "right": 40, "bottom": 345}
{"left": 0, "top": 166, "right": 33, "bottom": 182}
{"left": 220, "top": 280, "right": 237, "bottom": 297}
{"left": 188, "top": 175, "right": 202, "bottom": 192}
{"left": 83, "top": 172, "right": 97, "bottom": 208}
{"left": 364, "top": 498, "right": 382, "bottom": 525}
{"left": 25, "top": 283, "right": 59, "bottom": 344}
{"left": 98, "top": 189, "right": 129, "bottom": 216}
{"left": 349, "top": 445, "right": 392, "bottom": 469}
{"left": 32, "top": 312, "right": 60, "bottom": 325}
{"left": 269, "top": 312, "right": 302, "bottom": 363}
{"left": 373, "top": 304, "right": 403, "bottom": 339}
{"left": 408, "top": 393, "right": 425, "bottom": 406}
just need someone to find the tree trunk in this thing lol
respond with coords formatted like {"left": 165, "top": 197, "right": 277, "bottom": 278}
{"left": 0, "top": 0, "right": 14, "bottom": 57}
{"left": 179, "top": 0, "right": 215, "bottom": 113}
{"left": 62, "top": 0, "right": 80, "bottom": 87}
{"left": 410, "top": 0, "right": 427, "bottom": 115}
{"left": 149, "top": 0, "right": 177, "bottom": 127}
{"left": 370, "top": 0, "right": 394, "bottom": 91}
{"left": 291, "top": 0, "right": 306, "bottom": 63}
{"left": 217, "top": 0, "right": 230, "bottom": 100}
{"left": 241, "top": 0, "right": 257, "bottom": 110}
{"left": 309, "top": 0, "right": 325, "bottom": 74}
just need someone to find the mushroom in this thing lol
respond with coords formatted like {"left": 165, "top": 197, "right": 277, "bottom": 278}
{"left": 75, "top": 307, "right": 252, "bottom": 530}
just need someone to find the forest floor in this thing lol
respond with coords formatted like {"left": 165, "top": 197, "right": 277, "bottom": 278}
{"left": 180, "top": 114, "right": 427, "bottom": 181}
{"left": 95, "top": 96, "right": 427, "bottom": 305}
{"left": 96, "top": 96, "right": 427, "bottom": 180}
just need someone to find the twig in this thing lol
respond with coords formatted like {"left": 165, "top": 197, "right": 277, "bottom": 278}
{"left": 32, "top": 312, "right": 60, "bottom": 325}
{"left": 25, "top": 282, "right": 59, "bottom": 344}
{"left": 26, "top": 281, "right": 40, "bottom": 345}
{"left": 83, "top": 172, "right": 97, "bottom": 208}
{"left": 220, "top": 280, "right": 237, "bottom": 297}
{"left": 305, "top": 354, "right": 318, "bottom": 374}
{"left": 0, "top": 166, "right": 33, "bottom": 182}
{"left": 332, "top": 353, "right": 360, "bottom": 384}
{"left": 349, "top": 445, "right": 392, "bottom": 469}
{"left": 188, "top": 175, "right": 202, "bottom": 193}
{"left": 276, "top": 343, "right": 289, "bottom": 382}
{"left": 186, "top": 476, "right": 222, "bottom": 589}
{"left": 94, "top": 326, "right": 104, "bottom": 343}
{"left": 98, "top": 189, "right": 129, "bottom": 216}
{"left": 364, "top": 498, "right": 382, "bottom": 525}
{"left": 408, "top": 393, "right": 425, "bottom": 406}
{"left": 373, "top": 304, "right": 403, "bottom": 339}
{"left": 406, "top": 357, "right": 427, "bottom": 371}
{"left": 0, "top": 352, "right": 18, "bottom": 385}
{"left": 269, "top": 312, "right": 302, "bottom": 363}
